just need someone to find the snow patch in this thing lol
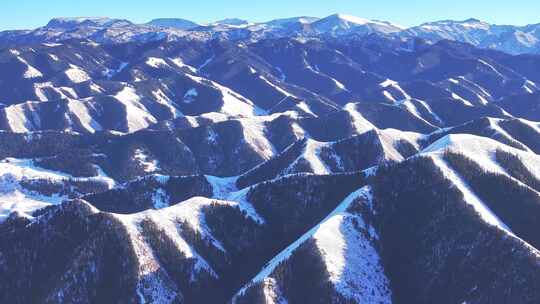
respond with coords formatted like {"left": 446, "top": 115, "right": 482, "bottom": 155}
{"left": 430, "top": 155, "right": 512, "bottom": 233}
{"left": 151, "top": 188, "right": 170, "bottom": 209}
{"left": 183, "top": 88, "right": 198, "bottom": 104}
{"left": 114, "top": 86, "right": 157, "bottom": 132}
{"left": 239, "top": 118, "right": 277, "bottom": 160}
{"left": 66, "top": 99, "right": 103, "bottom": 133}
{"left": 0, "top": 159, "right": 115, "bottom": 222}
{"left": 18, "top": 57, "right": 43, "bottom": 79}
{"left": 344, "top": 103, "right": 375, "bottom": 134}
{"left": 65, "top": 64, "right": 90, "bottom": 83}
{"left": 133, "top": 148, "right": 160, "bottom": 173}
{"left": 146, "top": 57, "right": 169, "bottom": 68}
{"left": 234, "top": 186, "right": 391, "bottom": 303}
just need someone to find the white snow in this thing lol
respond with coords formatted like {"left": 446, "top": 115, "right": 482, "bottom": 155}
{"left": 258, "top": 75, "right": 294, "bottom": 98}
{"left": 90, "top": 82, "right": 104, "bottom": 94}
{"left": 152, "top": 88, "right": 182, "bottom": 118}
{"left": 422, "top": 134, "right": 540, "bottom": 187}
{"left": 451, "top": 93, "right": 474, "bottom": 106}
{"left": 331, "top": 77, "right": 349, "bottom": 91}
{"left": 523, "top": 80, "right": 538, "bottom": 94}
{"left": 380, "top": 79, "right": 411, "bottom": 100}
{"left": 457, "top": 76, "right": 491, "bottom": 105}
{"left": 34, "top": 82, "right": 52, "bottom": 101}
{"left": 146, "top": 57, "right": 169, "bottom": 68}
{"left": 151, "top": 188, "right": 170, "bottom": 209}
{"left": 312, "top": 199, "right": 390, "bottom": 302}
{"left": 115, "top": 200, "right": 221, "bottom": 281}
{"left": 185, "top": 74, "right": 264, "bottom": 117}
{"left": 0, "top": 158, "right": 115, "bottom": 222}
{"left": 281, "top": 139, "right": 335, "bottom": 175}
{"left": 296, "top": 101, "right": 316, "bottom": 116}
{"left": 380, "top": 128, "right": 424, "bottom": 150}
{"left": 170, "top": 57, "right": 198, "bottom": 73}
{"left": 203, "top": 175, "right": 266, "bottom": 224}
{"left": 420, "top": 134, "right": 540, "bottom": 242}
{"left": 159, "top": 197, "right": 228, "bottom": 251}
{"left": 239, "top": 118, "right": 277, "bottom": 160}
{"left": 380, "top": 79, "right": 442, "bottom": 126}
{"left": 291, "top": 122, "right": 307, "bottom": 140}
{"left": 415, "top": 99, "right": 444, "bottom": 125}
{"left": 380, "top": 79, "right": 397, "bottom": 88}
{"left": 335, "top": 14, "right": 374, "bottom": 26}
{"left": 113, "top": 214, "right": 183, "bottom": 303}
{"left": 133, "top": 148, "right": 160, "bottom": 173}
{"left": 344, "top": 103, "right": 376, "bottom": 134}
{"left": 17, "top": 57, "right": 43, "bottom": 79}
{"left": 66, "top": 99, "right": 103, "bottom": 133}
{"left": 234, "top": 186, "right": 392, "bottom": 303}
{"left": 261, "top": 278, "right": 288, "bottom": 304}
{"left": 205, "top": 175, "right": 238, "bottom": 198}
{"left": 478, "top": 59, "right": 504, "bottom": 79}
{"left": 114, "top": 86, "right": 157, "bottom": 132}
{"left": 430, "top": 155, "right": 513, "bottom": 233}
{"left": 183, "top": 88, "right": 198, "bottom": 104}
{"left": 518, "top": 118, "right": 540, "bottom": 134}
{"left": 42, "top": 43, "right": 62, "bottom": 47}
{"left": 64, "top": 64, "right": 90, "bottom": 83}
{"left": 4, "top": 103, "right": 34, "bottom": 133}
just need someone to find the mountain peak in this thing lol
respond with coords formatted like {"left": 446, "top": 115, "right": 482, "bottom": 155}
{"left": 46, "top": 17, "right": 132, "bottom": 29}
{"left": 331, "top": 13, "right": 371, "bottom": 25}
{"left": 214, "top": 18, "right": 250, "bottom": 26}
{"left": 147, "top": 18, "right": 199, "bottom": 30}
{"left": 463, "top": 18, "right": 483, "bottom": 23}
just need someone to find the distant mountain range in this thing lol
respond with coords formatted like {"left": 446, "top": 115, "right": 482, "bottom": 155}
{"left": 1, "top": 13, "right": 540, "bottom": 304}
{"left": 1, "top": 14, "right": 540, "bottom": 54}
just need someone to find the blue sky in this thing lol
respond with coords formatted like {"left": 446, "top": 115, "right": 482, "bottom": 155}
{"left": 2, "top": 0, "right": 539, "bottom": 30}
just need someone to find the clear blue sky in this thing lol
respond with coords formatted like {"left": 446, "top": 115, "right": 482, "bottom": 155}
{"left": 2, "top": 0, "right": 539, "bottom": 30}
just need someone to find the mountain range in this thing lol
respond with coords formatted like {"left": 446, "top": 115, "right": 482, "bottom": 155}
{"left": 0, "top": 13, "right": 540, "bottom": 304}
{"left": 2, "top": 14, "right": 540, "bottom": 55}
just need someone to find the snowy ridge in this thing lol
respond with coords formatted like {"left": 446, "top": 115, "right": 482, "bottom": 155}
{"left": 300, "top": 139, "right": 332, "bottom": 174}
{"left": 420, "top": 134, "right": 540, "bottom": 255}
{"left": 428, "top": 154, "right": 540, "bottom": 258}
{"left": 66, "top": 99, "right": 103, "bottom": 133}
{"left": 284, "top": 139, "right": 332, "bottom": 175}
{"left": 114, "top": 202, "right": 221, "bottom": 279}
{"left": 430, "top": 155, "right": 513, "bottom": 233}
{"left": 18, "top": 56, "right": 43, "bottom": 79}
{"left": 185, "top": 74, "right": 265, "bottom": 117}
{"left": 4, "top": 102, "right": 38, "bottom": 133}
{"left": 0, "top": 158, "right": 115, "bottom": 221}
{"left": 114, "top": 86, "right": 157, "bottom": 133}
{"left": 238, "top": 118, "right": 277, "bottom": 160}
{"left": 64, "top": 64, "right": 91, "bottom": 83}
{"left": 344, "top": 103, "right": 376, "bottom": 134}
{"left": 113, "top": 213, "right": 180, "bottom": 304}
{"left": 133, "top": 148, "right": 160, "bottom": 173}
{"left": 421, "top": 134, "right": 540, "bottom": 183}
{"left": 233, "top": 186, "right": 392, "bottom": 303}
{"left": 205, "top": 175, "right": 265, "bottom": 225}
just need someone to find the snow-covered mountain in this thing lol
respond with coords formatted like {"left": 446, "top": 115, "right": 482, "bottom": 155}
{"left": 311, "top": 13, "right": 404, "bottom": 36}
{"left": 147, "top": 18, "right": 200, "bottom": 30}
{"left": 3, "top": 15, "right": 540, "bottom": 54}
{"left": 0, "top": 14, "right": 540, "bottom": 304}
{"left": 403, "top": 18, "right": 540, "bottom": 55}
